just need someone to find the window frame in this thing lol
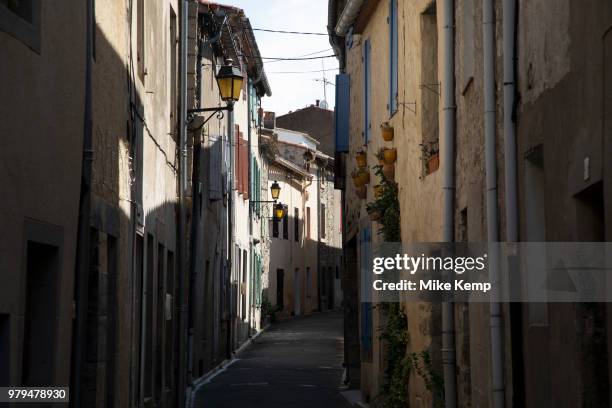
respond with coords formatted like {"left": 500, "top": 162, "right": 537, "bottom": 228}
{"left": 0, "top": 0, "right": 41, "bottom": 53}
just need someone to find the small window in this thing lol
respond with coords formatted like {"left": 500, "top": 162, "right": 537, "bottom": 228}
{"left": 137, "top": 0, "right": 146, "bottom": 82}
{"left": 388, "top": 0, "right": 398, "bottom": 114}
{"left": 420, "top": 2, "right": 440, "bottom": 177}
{"left": 320, "top": 204, "right": 326, "bottom": 239}
{"left": 294, "top": 207, "right": 299, "bottom": 242}
{"left": 306, "top": 207, "right": 311, "bottom": 239}
{"left": 0, "top": 0, "right": 41, "bottom": 52}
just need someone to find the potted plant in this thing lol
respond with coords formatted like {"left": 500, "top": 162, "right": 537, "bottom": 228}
{"left": 381, "top": 122, "right": 394, "bottom": 141}
{"left": 351, "top": 169, "right": 365, "bottom": 188}
{"left": 355, "top": 184, "right": 367, "bottom": 199}
{"left": 383, "top": 148, "right": 397, "bottom": 164}
{"left": 357, "top": 168, "right": 371, "bottom": 185}
{"left": 428, "top": 153, "right": 440, "bottom": 174}
{"left": 355, "top": 149, "right": 367, "bottom": 167}
{"left": 420, "top": 141, "right": 440, "bottom": 175}
{"left": 382, "top": 163, "right": 395, "bottom": 181}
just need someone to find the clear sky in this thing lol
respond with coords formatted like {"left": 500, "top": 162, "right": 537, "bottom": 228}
{"left": 227, "top": 0, "right": 339, "bottom": 115}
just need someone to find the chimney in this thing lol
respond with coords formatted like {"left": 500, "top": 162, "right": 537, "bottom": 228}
{"left": 316, "top": 99, "right": 320, "bottom": 107}
{"left": 263, "top": 111, "right": 276, "bottom": 130}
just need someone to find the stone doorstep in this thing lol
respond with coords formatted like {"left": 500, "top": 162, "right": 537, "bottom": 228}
{"left": 340, "top": 389, "right": 370, "bottom": 408}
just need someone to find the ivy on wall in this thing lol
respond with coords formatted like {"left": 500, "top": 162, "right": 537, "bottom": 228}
{"left": 366, "top": 165, "right": 400, "bottom": 242}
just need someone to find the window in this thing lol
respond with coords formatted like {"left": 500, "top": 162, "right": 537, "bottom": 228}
{"left": 420, "top": 3, "right": 439, "bottom": 176}
{"left": 282, "top": 206, "right": 289, "bottom": 240}
{"left": 0, "top": 314, "right": 8, "bottom": 386}
{"left": 169, "top": 7, "right": 178, "bottom": 137}
{"left": 165, "top": 251, "right": 175, "bottom": 392}
{"left": 137, "top": 0, "right": 146, "bottom": 82}
{"left": 524, "top": 146, "right": 547, "bottom": 326}
{"left": 306, "top": 207, "right": 311, "bottom": 239}
{"left": 388, "top": 0, "right": 398, "bottom": 114}
{"left": 22, "top": 241, "right": 59, "bottom": 386}
{"left": 0, "top": 0, "right": 41, "bottom": 52}
{"left": 335, "top": 73, "right": 350, "bottom": 153}
{"left": 363, "top": 39, "right": 372, "bottom": 144}
{"left": 320, "top": 204, "right": 326, "bottom": 239}
{"left": 294, "top": 207, "right": 299, "bottom": 242}
{"left": 144, "top": 234, "right": 154, "bottom": 400}
{"left": 461, "top": 0, "right": 475, "bottom": 92}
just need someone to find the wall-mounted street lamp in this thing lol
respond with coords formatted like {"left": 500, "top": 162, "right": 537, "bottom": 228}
{"left": 274, "top": 203, "right": 285, "bottom": 220}
{"left": 187, "top": 58, "right": 244, "bottom": 124}
{"left": 270, "top": 181, "right": 281, "bottom": 201}
{"left": 251, "top": 181, "right": 285, "bottom": 219}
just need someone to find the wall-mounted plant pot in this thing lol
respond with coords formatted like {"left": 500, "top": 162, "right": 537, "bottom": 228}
{"left": 355, "top": 151, "right": 367, "bottom": 167}
{"left": 381, "top": 122, "right": 394, "bottom": 141}
{"left": 382, "top": 163, "right": 395, "bottom": 181}
{"left": 383, "top": 148, "right": 397, "bottom": 164}
{"left": 427, "top": 153, "right": 440, "bottom": 174}
{"left": 355, "top": 185, "right": 367, "bottom": 199}
{"left": 352, "top": 176, "right": 364, "bottom": 188}
{"left": 373, "top": 185, "right": 383, "bottom": 198}
{"left": 357, "top": 170, "right": 370, "bottom": 185}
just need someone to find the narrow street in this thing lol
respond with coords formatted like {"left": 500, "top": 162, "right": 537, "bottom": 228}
{"left": 193, "top": 311, "right": 350, "bottom": 408}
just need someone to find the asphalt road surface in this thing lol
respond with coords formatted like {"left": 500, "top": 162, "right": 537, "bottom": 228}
{"left": 193, "top": 311, "right": 351, "bottom": 408}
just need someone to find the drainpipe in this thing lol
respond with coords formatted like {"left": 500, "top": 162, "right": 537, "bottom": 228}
{"left": 441, "top": 0, "right": 457, "bottom": 407}
{"left": 483, "top": 0, "right": 505, "bottom": 407}
{"left": 70, "top": 0, "right": 93, "bottom": 405}
{"left": 334, "top": 0, "right": 366, "bottom": 36}
{"left": 503, "top": 0, "right": 518, "bottom": 243}
{"left": 327, "top": 0, "right": 345, "bottom": 70}
{"left": 178, "top": 0, "right": 188, "bottom": 406}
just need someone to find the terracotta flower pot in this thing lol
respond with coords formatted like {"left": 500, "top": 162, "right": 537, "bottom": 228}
{"left": 352, "top": 175, "right": 365, "bottom": 188}
{"left": 355, "top": 151, "right": 367, "bottom": 168}
{"left": 427, "top": 153, "right": 440, "bottom": 174}
{"left": 358, "top": 170, "right": 370, "bottom": 185}
{"left": 355, "top": 185, "right": 367, "bottom": 199}
{"left": 383, "top": 148, "right": 397, "bottom": 164}
{"left": 381, "top": 123, "right": 394, "bottom": 141}
{"left": 382, "top": 163, "right": 395, "bottom": 181}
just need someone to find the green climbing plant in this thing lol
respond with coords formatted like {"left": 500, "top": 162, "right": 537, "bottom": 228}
{"left": 379, "top": 303, "right": 410, "bottom": 408}
{"left": 408, "top": 350, "right": 445, "bottom": 407}
{"left": 366, "top": 165, "right": 401, "bottom": 242}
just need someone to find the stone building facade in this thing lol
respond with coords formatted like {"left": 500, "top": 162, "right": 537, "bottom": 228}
{"left": 329, "top": 0, "right": 612, "bottom": 406}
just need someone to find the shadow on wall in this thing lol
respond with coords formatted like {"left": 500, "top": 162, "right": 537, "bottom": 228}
{"left": 267, "top": 214, "right": 342, "bottom": 317}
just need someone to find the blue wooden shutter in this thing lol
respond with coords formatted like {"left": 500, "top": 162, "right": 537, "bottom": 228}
{"left": 389, "top": 0, "right": 398, "bottom": 114}
{"left": 363, "top": 39, "right": 372, "bottom": 144}
{"left": 335, "top": 73, "right": 350, "bottom": 153}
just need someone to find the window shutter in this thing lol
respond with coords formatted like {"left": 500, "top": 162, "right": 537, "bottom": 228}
{"left": 335, "top": 73, "right": 350, "bottom": 153}
{"left": 242, "top": 135, "right": 248, "bottom": 198}
{"left": 363, "top": 39, "right": 372, "bottom": 144}
{"left": 389, "top": 0, "right": 398, "bottom": 114}
{"left": 209, "top": 137, "right": 223, "bottom": 200}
